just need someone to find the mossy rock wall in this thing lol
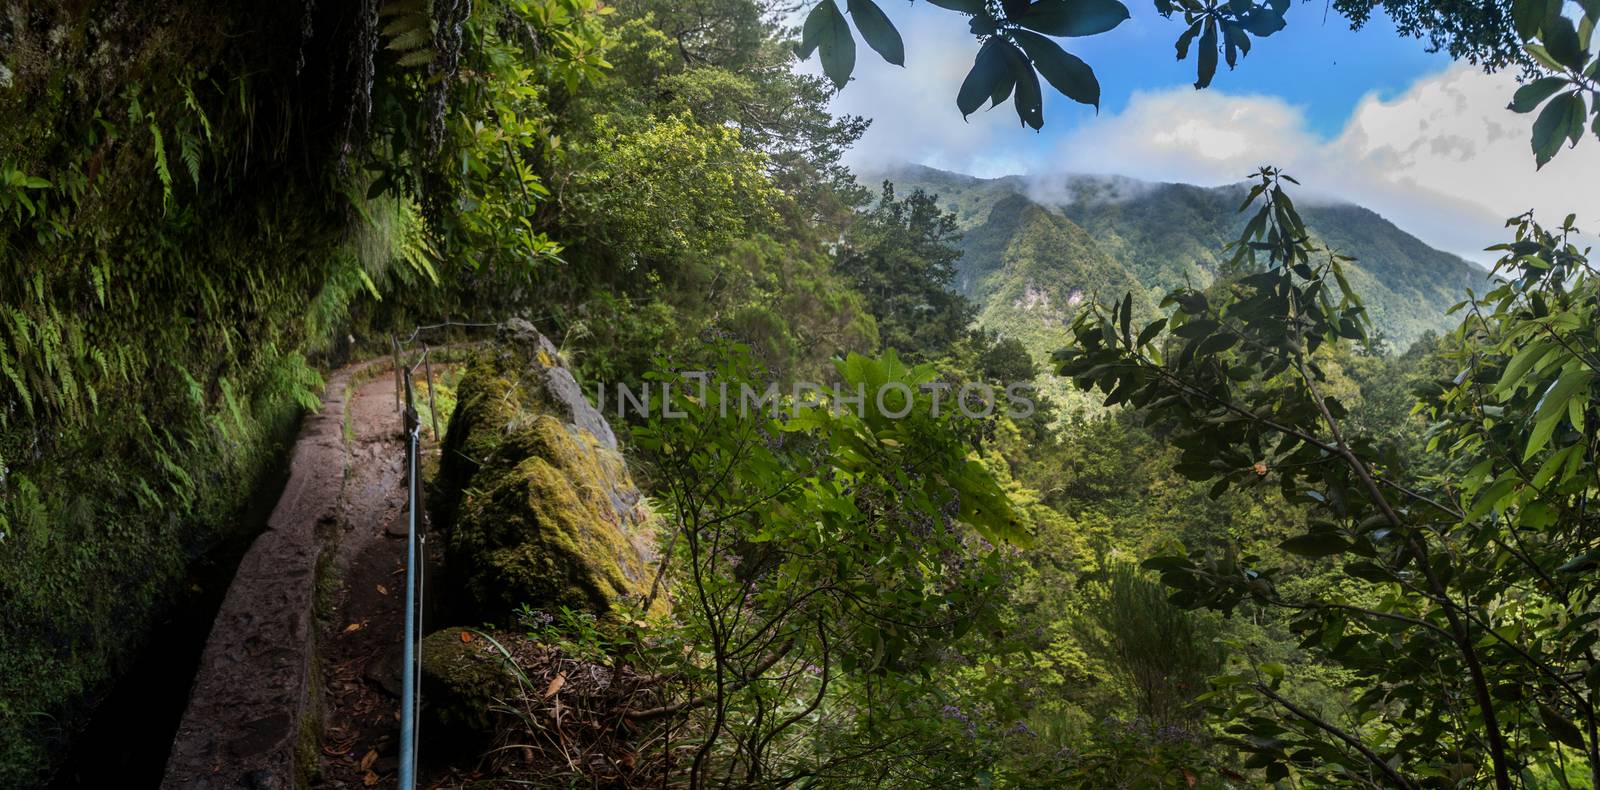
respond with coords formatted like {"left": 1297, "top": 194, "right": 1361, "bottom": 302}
{"left": 0, "top": 2, "right": 404, "bottom": 782}
{"left": 436, "top": 320, "right": 658, "bottom": 623}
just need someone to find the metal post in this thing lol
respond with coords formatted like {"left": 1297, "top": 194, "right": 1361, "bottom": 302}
{"left": 422, "top": 347, "right": 440, "bottom": 442}
{"left": 391, "top": 337, "right": 402, "bottom": 414}
{"left": 398, "top": 367, "right": 420, "bottom": 790}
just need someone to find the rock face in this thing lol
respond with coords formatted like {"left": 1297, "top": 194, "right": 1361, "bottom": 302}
{"left": 435, "top": 320, "right": 657, "bottom": 623}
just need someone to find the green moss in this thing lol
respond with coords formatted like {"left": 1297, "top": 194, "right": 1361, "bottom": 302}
{"left": 456, "top": 416, "right": 653, "bottom": 619}
{"left": 419, "top": 629, "right": 522, "bottom": 734}
{"left": 436, "top": 347, "right": 658, "bottom": 625}
{"left": 296, "top": 649, "right": 325, "bottom": 790}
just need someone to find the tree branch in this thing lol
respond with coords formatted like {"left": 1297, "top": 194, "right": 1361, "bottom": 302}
{"left": 1252, "top": 682, "right": 1419, "bottom": 790}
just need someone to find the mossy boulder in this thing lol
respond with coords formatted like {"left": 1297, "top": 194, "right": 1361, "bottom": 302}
{"left": 419, "top": 628, "right": 522, "bottom": 734}
{"left": 436, "top": 320, "right": 659, "bottom": 623}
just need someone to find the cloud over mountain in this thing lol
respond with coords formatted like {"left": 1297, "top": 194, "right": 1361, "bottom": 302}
{"left": 1049, "top": 64, "right": 1600, "bottom": 263}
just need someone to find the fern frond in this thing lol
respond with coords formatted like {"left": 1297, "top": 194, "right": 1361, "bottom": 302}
{"left": 219, "top": 377, "right": 248, "bottom": 437}
{"left": 153, "top": 430, "right": 196, "bottom": 504}
{"left": 180, "top": 134, "right": 201, "bottom": 188}
{"left": 357, "top": 265, "right": 383, "bottom": 300}
{"left": 397, "top": 49, "right": 435, "bottom": 68}
{"left": 133, "top": 477, "right": 160, "bottom": 510}
{"left": 90, "top": 257, "right": 108, "bottom": 307}
{"left": 387, "top": 27, "right": 432, "bottom": 53}
{"left": 179, "top": 366, "right": 205, "bottom": 408}
{"left": 4, "top": 474, "right": 45, "bottom": 545}
{"left": 380, "top": 0, "right": 434, "bottom": 67}
{"left": 396, "top": 198, "right": 441, "bottom": 285}
{"left": 382, "top": 16, "right": 425, "bottom": 38}
{"left": 181, "top": 78, "right": 213, "bottom": 142}
{"left": 148, "top": 119, "right": 173, "bottom": 209}
{"left": 0, "top": 349, "right": 31, "bottom": 418}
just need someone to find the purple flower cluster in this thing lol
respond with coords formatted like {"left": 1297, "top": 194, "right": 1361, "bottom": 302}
{"left": 1155, "top": 724, "right": 1193, "bottom": 744}
{"left": 940, "top": 704, "right": 978, "bottom": 738}
{"left": 1101, "top": 715, "right": 1198, "bottom": 746}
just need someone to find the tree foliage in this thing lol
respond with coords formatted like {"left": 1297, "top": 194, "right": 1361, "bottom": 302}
{"left": 1058, "top": 163, "right": 1600, "bottom": 786}
{"left": 1505, "top": 0, "right": 1600, "bottom": 168}
{"left": 836, "top": 181, "right": 976, "bottom": 357}
{"left": 631, "top": 343, "right": 1025, "bottom": 787}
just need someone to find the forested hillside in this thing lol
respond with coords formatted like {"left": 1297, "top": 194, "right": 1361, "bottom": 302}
{"left": 4, "top": 0, "right": 1600, "bottom": 788}
{"left": 878, "top": 164, "right": 1487, "bottom": 360}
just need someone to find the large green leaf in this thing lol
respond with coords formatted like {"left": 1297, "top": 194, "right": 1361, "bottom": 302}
{"left": 1011, "top": 30, "right": 1101, "bottom": 107}
{"left": 1016, "top": 0, "right": 1130, "bottom": 37}
{"left": 957, "top": 40, "right": 1010, "bottom": 117}
{"left": 1510, "top": 77, "right": 1569, "bottom": 114}
{"left": 1195, "top": 332, "right": 1239, "bottom": 356}
{"left": 1466, "top": 475, "right": 1517, "bottom": 520}
{"left": 1540, "top": 703, "right": 1586, "bottom": 748}
{"left": 1175, "top": 18, "right": 1203, "bottom": 59}
{"left": 1558, "top": 550, "right": 1600, "bottom": 574}
{"left": 847, "top": 0, "right": 904, "bottom": 66}
{"left": 1279, "top": 532, "right": 1351, "bottom": 558}
{"left": 799, "top": 2, "right": 828, "bottom": 58}
{"left": 1344, "top": 561, "right": 1395, "bottom": 583}
{"left": 997, "top": 40, "right": 1045, "bottom": 129}
{"left": 1532, "top": 445, "right": 1578, "bottom": 489}
{"left": 804, "top": 0, "right": 856, "bottom": 90}
{"left": 989, "top": 69, "right": 1017, "bottom": 108}
{"left": 1531, "top": 91, "right": 1584, "bottom": 168}
{"left": 1222, "top": 22, "right": 1251, "bottom": 68}
{"left": 1512, "top": 0, "right": 1553, "bottom": 39}
{"left": 1239, "top": 7, "right": 1285, "bottom": 36}
{"left": 1494, "top": 340, "right": 1555, "bottom": 394}
{"left": 1543, "top": 13, "right": 1585, "bottom": 70}
{"left": 1142, "top": 555, "right": 1195, "bottom": 572}
{"left": 1137, "top": 317, "right": 1169, "bottom": 347}
{"left": 1525, "top": 367, "right": 1591, "bottom": 459}
{"left": 1194, "top": 19, "right": 1219, "bottom": 89}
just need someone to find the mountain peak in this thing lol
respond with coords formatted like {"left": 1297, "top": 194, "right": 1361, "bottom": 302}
{"left": 866, "top": 162, "right": 1486, "bottom": 355}
{"left": 862, "top": 163, "right": 1368, "bottom": 213}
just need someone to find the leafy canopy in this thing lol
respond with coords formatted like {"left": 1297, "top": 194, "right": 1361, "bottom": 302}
{"left": 1057, "top": 162, "right": 1600, "bottom": 786}
{"left": 794, "top": 0, "right": 1291, "bottom": 128}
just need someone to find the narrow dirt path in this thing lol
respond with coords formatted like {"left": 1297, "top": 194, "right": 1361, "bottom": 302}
{"left": 312, "top": 372, "right": 417, "bottom": 788}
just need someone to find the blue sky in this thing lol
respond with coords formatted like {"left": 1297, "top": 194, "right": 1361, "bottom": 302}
{"left": 798, "top": 1, "right": 1599, "bottom": 263}
{"left": 1066, "top": 4, "right": 1450, "bottom": 133}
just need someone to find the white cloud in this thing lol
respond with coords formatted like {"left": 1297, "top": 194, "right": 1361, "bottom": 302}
{"left": 1050, "top": 65, "right": 1600, "bottom": 263}
{"left": 798, "top": 10, "right": 1040, "bottom": 177}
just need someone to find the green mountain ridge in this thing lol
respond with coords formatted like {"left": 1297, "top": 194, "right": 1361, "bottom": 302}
{"left": 865, "top": 163, "right": 1488, "bottom": 361}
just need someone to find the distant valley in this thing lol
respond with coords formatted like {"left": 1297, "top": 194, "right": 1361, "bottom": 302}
{"left": 868, "top": 164, "right": 1489, "bottom": 361}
